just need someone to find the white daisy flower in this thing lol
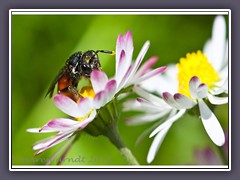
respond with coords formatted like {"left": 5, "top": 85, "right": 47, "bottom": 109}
{"left": 125, "top": 16, "right": 228, "bottom": 163}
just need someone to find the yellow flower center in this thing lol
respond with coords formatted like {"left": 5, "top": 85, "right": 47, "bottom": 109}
{"left": 76, "top": 86, "right": 95, "bottom": 122}
{"left": 177, "top": 51, "right": 219, "bottom": 98}
{"left": 76, "top": 109, "right": 94, "bottom": 122}
{"left": 79, "top": 85, "right": 95, "bottom": 99}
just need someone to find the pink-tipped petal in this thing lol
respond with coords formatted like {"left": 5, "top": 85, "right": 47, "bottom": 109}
{"left": 115, "top": 31, "right": 133, "bottom": 85}
{"left": 27, "top": 128, "right": 41, "bottom": 133}
{"left": 117, "top": 65, "right": 132, "bottom": 92}
{"left": 136, "top": 97, "right": 167, "bottom": 111}
{"left": 126, "top": 41, "right": 150, "bottom": 84}
{"left": 189, "top": 76, "right": 201, "bottom": 99}
{"left": 198, "top": 99, "right": 225, "bottom": 146}
{"left": 115, "top": 50, "right": 127, "bottom": 84}
{"left": 34, "top": 133, "right": 74, "bottom": 155}
{"left": 162, "top": 92, "right": 182, "bottom": 109}
{"left": 134, "top": 56, "right": 158, "bottom": 78}
{"left": 133, "top": 86, "right": 166, "bottom": 106}
{"left": 54, "top": 94, "right": 82, "bottom": 117}
{"left": 125, "top": 31, "right": 134, "bottom": 54}
{"left": 39, "top": 118, "right": 79, "bottom": 132}
{"left": 196, "top": 83, "right": 208, "bottom": 98}
{"left": 133, "top": 66, "right": 167, "bottom": 84}
{"left": 174, "top": 93, "right": 196, "bottom": 109}
{"left": 77, "top": 98, "right": 93, "bottom": 117}
{"left": 75, "top": 110, "right": 97, "bottom": 130}
{"left": 91, "top": 70, "right": 108, "bottom": 93}
{"left": 105, "top": 79, "right": 117, "bottom": 102}
{"left": 93, "top": 91, "right": 107, "bottom": 109}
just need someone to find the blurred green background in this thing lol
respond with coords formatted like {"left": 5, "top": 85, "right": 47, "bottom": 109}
{"left": 11, "top": 14, "right": 228, "bottom": 166}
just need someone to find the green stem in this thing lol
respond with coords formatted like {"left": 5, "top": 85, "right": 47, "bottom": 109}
{"left": 84, "top": 99, "right": 139, "bottom": 165}
{"left": 104, "top": 125, "right": 139, "bottom": 165}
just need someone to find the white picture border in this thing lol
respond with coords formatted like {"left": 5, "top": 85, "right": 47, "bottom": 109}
{"left": 9, "top": 9, "right": 231, "bottom": 171}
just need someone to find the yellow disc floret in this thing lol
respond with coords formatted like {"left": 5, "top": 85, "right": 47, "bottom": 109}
{"left": 177, "top": 51, "right": 219, "bottom": 98}
{"left": 76, "top": 109, "right": 94, "bottom": 122}
{"left": 75, "top": 86, "right": 95, "bottom": 122}
{"left": 79, "top": 85, "right": 95, "bottom": 99}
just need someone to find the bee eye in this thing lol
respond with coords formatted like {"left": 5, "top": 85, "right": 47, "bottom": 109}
{"left": 81, "top": 64, "right": 91, "bottom": 73}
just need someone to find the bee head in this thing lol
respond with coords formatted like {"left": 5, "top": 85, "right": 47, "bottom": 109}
{"left": 80, "top": 50, "right": 101, "bottom": 78}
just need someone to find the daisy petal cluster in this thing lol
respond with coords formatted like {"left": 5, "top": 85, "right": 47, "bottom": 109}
{"left": 28, "top": 30, "right": 166, "bottom": 158}
{"left": 115, "top": 31, "right": 166, "bottom": 93}
{"left": 124, "top": 16, "right": 228, "bottom": 163}
{"left": 27, "top": 72, "right": 117, "bottom": 155}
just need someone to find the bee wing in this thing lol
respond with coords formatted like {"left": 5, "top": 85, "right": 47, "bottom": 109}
{"left": 45, "top": 68, "right": 66, "bottom": 98}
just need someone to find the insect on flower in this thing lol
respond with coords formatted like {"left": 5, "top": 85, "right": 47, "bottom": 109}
{"left": 45, "top": 50, "right": 115, "bottom": 101}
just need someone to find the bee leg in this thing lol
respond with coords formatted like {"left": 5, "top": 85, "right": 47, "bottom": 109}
{"left": 58, "top": 86, "right": 82, "bottom": 102}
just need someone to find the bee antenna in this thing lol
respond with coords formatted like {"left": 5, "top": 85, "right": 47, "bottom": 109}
{"left": 95, "top": 50, "right": 115, "bottom": 55}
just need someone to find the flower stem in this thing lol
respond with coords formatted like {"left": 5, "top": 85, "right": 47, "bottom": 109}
{"left": 84, "top": 98, "right": 139, "bottom": 165}
{"left": 104, "top": 125, "right": 139, "bottom": 165}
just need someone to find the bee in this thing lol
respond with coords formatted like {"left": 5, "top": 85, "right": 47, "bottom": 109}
{"left": 46, "top": 50, "right": 115, "bottom": 102}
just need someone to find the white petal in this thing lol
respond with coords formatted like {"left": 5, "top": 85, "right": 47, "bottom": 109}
{"left": 196, "top": 83, "right": 208, "bottom": 99}
{"left": 147, "top": 124, "right": 172, "bottom": 163}
{"left": 90, "top": 70, "right": 108, "bottom": 93}
{"left": 33, "top": 132, "right": 73, "bottom": 153}
{"left": 203, "top": 39, "right": 212, "bottom": 58}
{"left": 198, "top": 99, "right": 225, "bottom": 146}
{"left": 123, "top": 99, "right": 162, "bottom": 113}
{"left": 134, "top": 56, "right": 158, "bottom": 79}
{"left": 93, "top": 91, "right": 107, "bottom": 109}
{"left": 116, "top": 65, "right": 132, "bottom": 92}
{"left": 133, "top": 66, "right": 167, "bottom": 85}
{"left": 54, "top": 94, "right": 82, "bottom": 117}
{"left": 133, "top": 86, "right": 167, "bottom": 106}
{"left": 115, "top": 50, "right": 127, "bottom": 85}
{"left": 208, "top": 94, "right": 228, "bottom": 105}
{"left": 140, "top": 66, "right": 178, "bottom": 95}
{"left": 149, "top": 109, "right": 186, "bottom": 138}
{"left": 222, "top": 40, "right": 228, "bottom": 68}
{"left": 125, "top": 111, "right": 169, "bottom": 125}
{"left": 189, "top": 76, "right": 201, "bottom": 99}
{"left": 27, "top": 128, "right": 57, "bottom": 133}
{"left": 136, "top": 97, "right": 168, "bottom": 111}
{"left": 77, "top": 98, "right": 93, "bottom": 117}
{"left": 189, "top": 76, "right": 209, "bottom": 99}
{"left": 173, "top": 93, "right": 196, "bottom": 109}
{"left": 210, "top": 77, "right": 227, "bottom": 95}
{"left": 105, "top": 80, "right": 117, "bottom": 102}
{"left": 204, "top": 16, "right": 226, "bottom": 71}
{"left": 40, "top": 118, "right": 79, "bottom": 132}
{"left": 219, "top": 63, "right": 228, "bottom": 78}
{"left": 126, "top": 41, "right": 150, "bottom": 86}
{"left": 162, "top": 92, "right": 182, "bottom": 109}
{"left": 125, "top": 31, "right": 134, "bottom": 57}
{"left": 115, "top": 33, "right": 133, "bottom": 75}
{"left": 211, "top": 77, "right": 228, "bottom": 95}
{"left": 27, "top": 128, "right": 40, "bottom": 133}
{"left": 115, "top": 31, "right": 133, "bottom": 86}
{"left": 46, "top": 135, "right": 76, "bottom": 165}
{"left": 75, "top": 110, "right": 97, "bottom": 130}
